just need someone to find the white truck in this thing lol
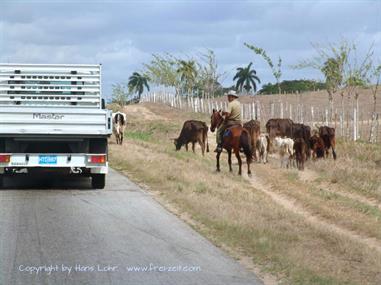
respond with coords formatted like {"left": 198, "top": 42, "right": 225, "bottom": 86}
{"left": 0, "top": 63, "right": 112, "bottom": 189}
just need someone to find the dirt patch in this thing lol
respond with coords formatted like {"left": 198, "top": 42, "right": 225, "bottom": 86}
{"left": 245, "top": 169, "right": 381, "bottom": 254}
{"left": 298, "top": 168, "right": 319, "bottom": 182}
{"left": 124, "top": 104, "right": 167, "bottom": 121}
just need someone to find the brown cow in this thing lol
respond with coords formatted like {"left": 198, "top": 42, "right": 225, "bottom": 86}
{"left": 293, "top": 138, "right": 307, "bottom": 170}
{"left": 309, "top": 134, "right": 325, "bottom": 159}
{"left": 292, "top": 123, "right": 312, "bottom": 160}
{"left": 243, "top": 119, "right": 260, "bottom": 161}
{"left": 266, "top": 118, "right": 294, "bottom": 139}
{"left": 174, "top": 120, "right": 209, "bottom": 155}
{"left": 319, "top": 126, "right": 337, "bottom": 160}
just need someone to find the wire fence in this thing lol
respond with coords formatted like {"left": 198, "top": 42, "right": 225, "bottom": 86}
{"left": 140, "top": 92, "right": 380, "bottom": 143}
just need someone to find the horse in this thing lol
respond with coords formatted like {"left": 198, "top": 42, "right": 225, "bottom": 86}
{"left": 210, "top": 109, "right": 252, "bottom": 176}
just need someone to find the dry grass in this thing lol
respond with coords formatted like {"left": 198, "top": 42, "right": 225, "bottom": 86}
{"left": 108, "top": 102, "right": 381, "bottom": 285}
{"left": 231, "top": 88, "right": 381, "bottom": 114}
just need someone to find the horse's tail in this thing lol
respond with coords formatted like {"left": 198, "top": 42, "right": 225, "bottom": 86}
{"left": 240, "top": 130, "right": 252, "bottom": 163}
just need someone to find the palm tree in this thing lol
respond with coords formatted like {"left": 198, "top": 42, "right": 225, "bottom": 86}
{"left": 233, "top": 62, "right": 260, "bottom": 94}
{"left": 128, "top": 72, "right": 150, "bottom": 100}
{"left": 177, "top": 60, "right": 198, "bottom": 96}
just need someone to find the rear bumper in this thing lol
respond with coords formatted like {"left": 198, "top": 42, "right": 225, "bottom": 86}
{"left": 0, "top": 153, "right": 108, "bottom": 174}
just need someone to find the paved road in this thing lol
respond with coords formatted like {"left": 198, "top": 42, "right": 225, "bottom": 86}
{"left": 0, "top": 169, "right": 263, "bottom": 285}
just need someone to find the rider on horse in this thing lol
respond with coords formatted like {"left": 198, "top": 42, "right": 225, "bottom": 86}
{"left": 215, "top": 90, "right": 242, "bottom": 153}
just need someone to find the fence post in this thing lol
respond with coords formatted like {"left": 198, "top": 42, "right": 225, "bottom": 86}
{"left": 311, "top": 106, "right": 314, "bottom": 124}
{"left": 257, "top": 103, "right": 261, "bottom": 122}
{"left": 270, "top": 103, "right": 274, "bottom": 118}
{"left": 353, "top": 108, "right": 357, "bottom": 141}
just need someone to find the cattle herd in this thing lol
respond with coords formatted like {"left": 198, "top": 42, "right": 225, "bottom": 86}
{"left": 173, "top": 118, "right": 337, "bottom": 172}
{"left": 112, "top": 110, "right": 337, "bottom": 174}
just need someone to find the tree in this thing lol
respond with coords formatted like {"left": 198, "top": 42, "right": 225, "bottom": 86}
{"left": 321, "top": 57, "right": 345, "bottom": 119}
{"left": 296, "top": 39, "right": 377, "bottom": 141}
{"left": 143, "top": 53, "right": 180, "bottom": 94}
{"left": 177, "top": 60, "right": 198, "bottom": 96}
{"left": 111, "top": 83, "right": 129, "bottom": 107}
{"left": 197, "top": 49, "right": 225, "bottom": 98}
{"left": 370, "top": 64, "right": 381, "bottom": 113}
{"left": 244, "top": 43, "right": 282, "bottom": 94}
{"left": 128, "top": 72, "right": 150, "bottom": 100}
{"left": 293, "top": 40, "right": 353, "bottom": 122}
{"left": 367, "top": 63, "right": 381, "bottom": 143}
{"left": 259, "top": 79, "right": 326, "bottom": 94}
{"left": 233, "top": 62, "right": 260, "bottom": 94}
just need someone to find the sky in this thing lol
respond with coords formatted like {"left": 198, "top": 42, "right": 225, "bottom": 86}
{"left": 0, "top": 0, "right": 380, "bottom": 99}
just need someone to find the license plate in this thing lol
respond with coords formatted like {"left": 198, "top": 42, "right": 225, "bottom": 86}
{"left": 39, "top": 155, "right": 57, "bottom": 165}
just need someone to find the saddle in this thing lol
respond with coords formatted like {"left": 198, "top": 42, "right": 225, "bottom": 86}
{"left": 223, "top": 123, "right": 242, "bottom": 137}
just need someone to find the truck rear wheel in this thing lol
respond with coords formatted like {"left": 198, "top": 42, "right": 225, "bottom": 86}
{"left": 91, "top": 174, "right": 105, "bottom": 189}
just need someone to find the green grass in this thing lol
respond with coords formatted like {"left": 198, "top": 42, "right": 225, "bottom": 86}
{"left": 287, "top": 171, "right": 299, "bottom": 182}
{"left": 124, "top": 130, "right": 152, "bottom": 141}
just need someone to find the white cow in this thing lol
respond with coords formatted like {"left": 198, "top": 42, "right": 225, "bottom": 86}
{"left": 112, "top": 111, "right": 127, "bottom": 145}
{"left": 257, "top": 133, "right": 270, "bottom": 164}
{"left": 274, "top": 136, "right": 294, "bottom": 168}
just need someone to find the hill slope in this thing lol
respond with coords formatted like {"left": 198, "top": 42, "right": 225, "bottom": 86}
{"left": 109, "top": 102, "right": 381, "bottom": 285}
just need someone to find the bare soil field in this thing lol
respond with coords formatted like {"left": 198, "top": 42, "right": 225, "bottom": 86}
{"left": 228, "top": 88, "right": 381, "bottom": 115}
{"left": 109, "top": 102, "right": 381, "bottom": 285}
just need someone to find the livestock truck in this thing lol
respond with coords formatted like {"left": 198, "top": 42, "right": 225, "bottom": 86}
{"left": 0, "top": 64, "right": 112, "bottom": 189}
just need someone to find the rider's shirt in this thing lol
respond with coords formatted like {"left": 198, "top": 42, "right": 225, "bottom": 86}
{"left": 227, "top": 100, "right": 241, "bottom": 122}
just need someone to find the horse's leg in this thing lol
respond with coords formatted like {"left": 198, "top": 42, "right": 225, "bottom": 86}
{"left": 192, "top": 142, "right": 195, "bottom": 153}
{"left": 185, "top": 143, "right": 188, "bottom": 152}
{"left": 198, "top": 138, "right": 205, "bottom": 156}
{"left": 216, "top": 152, "right": 221, "bottom": 172}
{"left": 331, "top": 138, "right": 337, "bottom": 160}
{"left": 227, "top": 149, "right": 232, "bottom": 172}
{"left": 234, "top": 147, "right": 242, "bottom": 175}
{"left": 247, "top": 153, "right": 251, "bottom": 176}
{"left": 252, "top": 136, "right": 258, "bottom": 161}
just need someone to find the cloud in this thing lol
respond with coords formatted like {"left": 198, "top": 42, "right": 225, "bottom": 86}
{"left": 0, "top": 0, "right": 380, "bottom": 98}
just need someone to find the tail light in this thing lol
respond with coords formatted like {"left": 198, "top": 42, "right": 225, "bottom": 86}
{"left": 0, "top": 154, "right": 11, "bottom": 163}
{"left": 88, "top": 155, "right": 106, "bottom": 164}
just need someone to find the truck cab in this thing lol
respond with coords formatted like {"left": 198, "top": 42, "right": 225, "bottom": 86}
{"left": 0, "top": 63, "right": 112, "bottom": 189}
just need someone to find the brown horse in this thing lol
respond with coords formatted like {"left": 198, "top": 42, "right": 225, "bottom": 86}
{"left": 210, "top": 109, "right": 252, "bottom": 176}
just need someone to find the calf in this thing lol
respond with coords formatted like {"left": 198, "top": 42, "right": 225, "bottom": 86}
{"left": 112, "top": 111, "right": 127, "bottom": 145}
{"left": 319, "top": 126, "right": 337, "bottom": 160}
{"left": 256, "top": 133, "right": 270, "bottom": 164}
{"left": 292, "top": 123, "right": 311, "bottom": 160}
{"left": 274, "top": 136, "right": 294, "bottom": 168}
{"left": 293, "top": 138, "right": 307, "bottom": 170}
{"left": 174, "top": 120, "right": 209, "bottom": 155}
{"left": 309, "top": 134, "right": 325, "bottom": 159}
{"left": 243, "top": 119, "right": 260, "bottom": 161}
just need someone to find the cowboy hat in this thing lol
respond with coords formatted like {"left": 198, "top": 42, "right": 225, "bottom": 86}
{"left": 227, "top": 90, "right": 239, "bottom": 98}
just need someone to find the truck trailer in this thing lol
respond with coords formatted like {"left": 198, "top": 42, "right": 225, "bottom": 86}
{"left": 0, "top": 63, "right": 112, "bottom": 189}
